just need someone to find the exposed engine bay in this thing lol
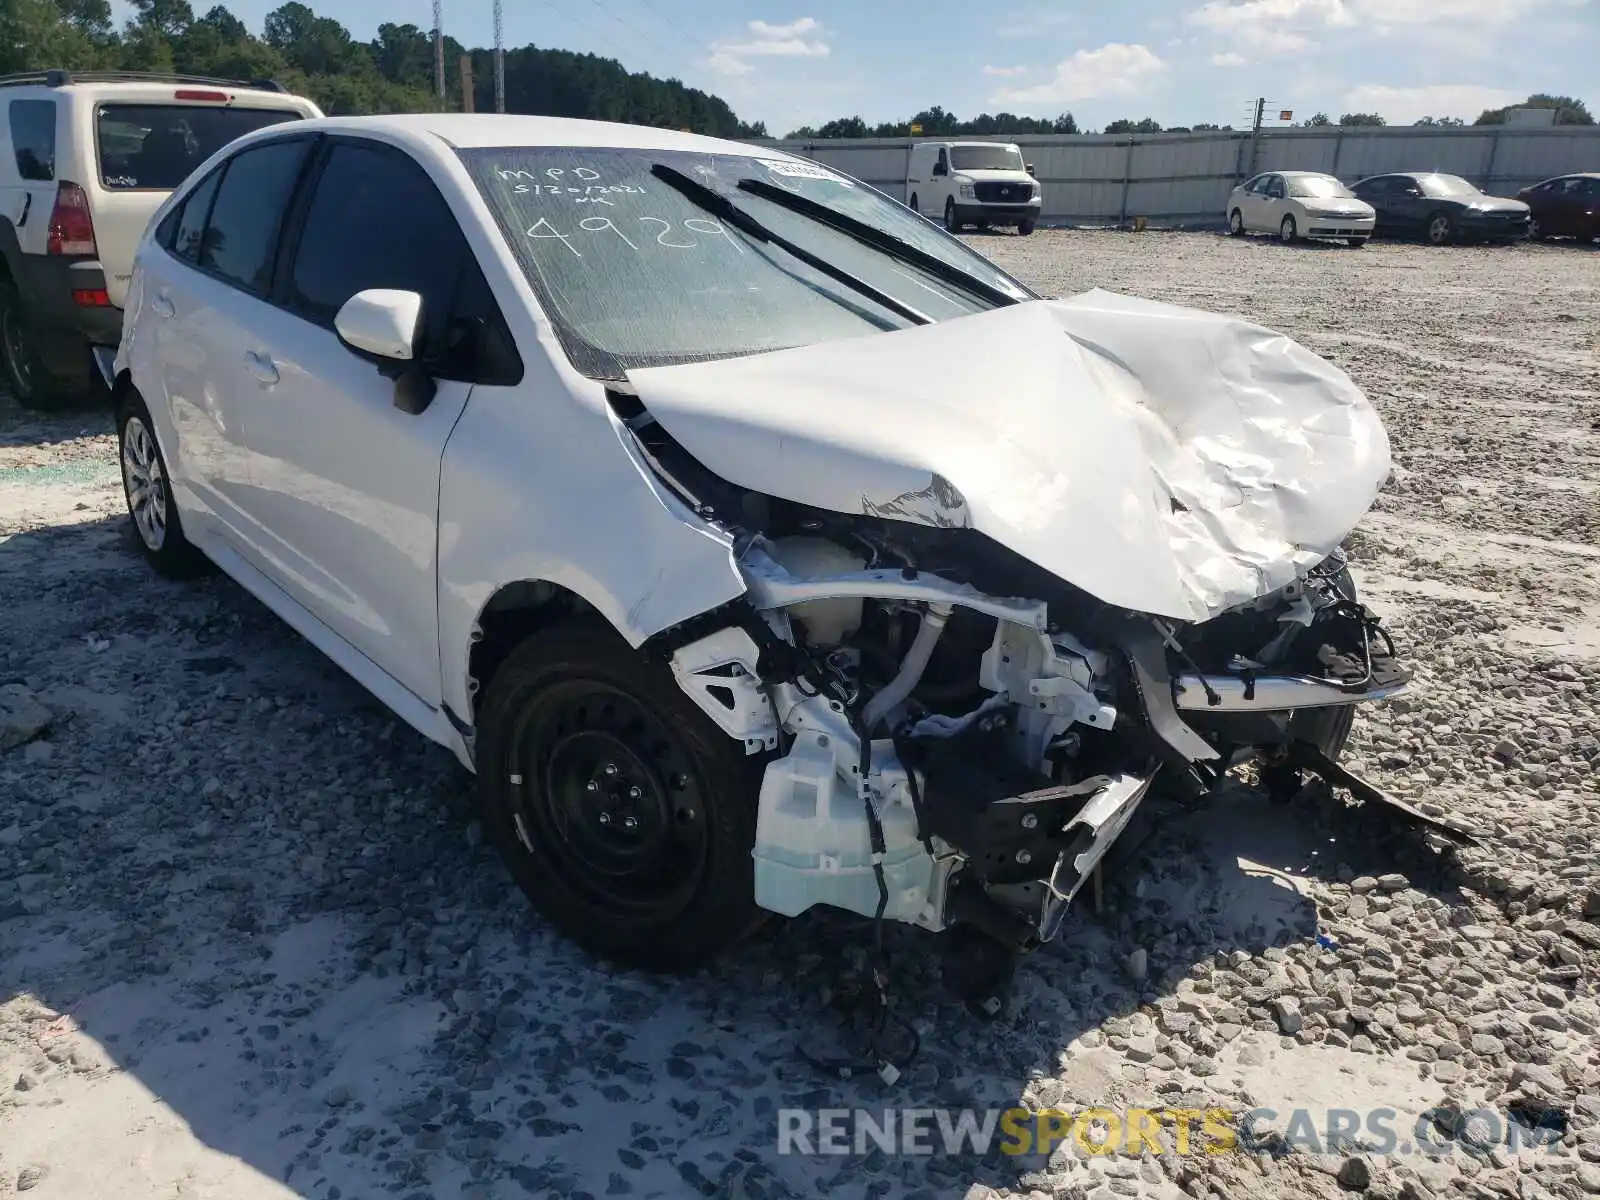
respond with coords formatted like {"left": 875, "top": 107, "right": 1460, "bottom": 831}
{"left": 616, "top": 386, "right": 1442, "bottom": 985}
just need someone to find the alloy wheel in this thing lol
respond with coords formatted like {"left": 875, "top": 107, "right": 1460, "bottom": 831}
{"left": 121, "top": 415, "right": 168, "bottom": 552}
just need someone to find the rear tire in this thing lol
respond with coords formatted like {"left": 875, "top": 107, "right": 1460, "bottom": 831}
{"left": 476, "top": 619, "right": 765, "bottom": 971}
{"left": 908, "top": 192, "right": 919, "bottom": 215}
{"left": 117, "top": 388, "right": 211, "bottom": 579}
{"left": 0, "top": 280, "right": 77, "bottom": 412}
{"left": 1228, "top": 209, "right": 1244, "bottom": 236}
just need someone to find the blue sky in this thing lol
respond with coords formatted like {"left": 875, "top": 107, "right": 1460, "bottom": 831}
{"left": 117, "top": 0, "right": 1595, "bottom": 135}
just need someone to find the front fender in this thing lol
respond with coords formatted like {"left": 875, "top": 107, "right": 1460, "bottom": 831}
{"left": 436, "top": 376, "right": 747, "bottom": 724}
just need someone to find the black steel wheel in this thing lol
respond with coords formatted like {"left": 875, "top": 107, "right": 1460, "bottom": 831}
{"left": 476, "top": 620, "right": 764, "bottom": 969}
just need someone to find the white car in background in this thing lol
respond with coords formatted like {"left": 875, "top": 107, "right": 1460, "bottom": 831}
{"left": 1226, "top": 170, "right": 1376, "bottom": 247}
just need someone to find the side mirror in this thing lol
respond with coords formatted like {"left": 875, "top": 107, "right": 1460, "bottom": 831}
{"left": 336, "top": 288, "right": 421, "bottom": 360}
{"left": 1026, "top": 162, "right": 1036, "bottom": 178}
{"left": 334, "top": 288, "right": 437, "bottom": 415}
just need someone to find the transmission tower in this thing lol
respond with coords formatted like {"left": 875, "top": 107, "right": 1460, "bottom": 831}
{"left": 493, "top": 0, "right": 505, "bottom": 113}
{"left": 432, "top": 0, "right": 445, "bottom": 105}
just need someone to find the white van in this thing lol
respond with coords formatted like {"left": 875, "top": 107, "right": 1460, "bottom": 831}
{"left": 905, "top": 141, "right": 1041, "bottom": 235}
{"left": 0, "top": 69, "right": 321, "bottom": 408}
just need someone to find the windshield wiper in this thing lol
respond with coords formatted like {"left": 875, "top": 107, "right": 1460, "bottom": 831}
{"left": 649, "top": 163, "right": 931, "bottom": 326}
{"left": 735, "top": 177, "right": 1029, "bottom": 309}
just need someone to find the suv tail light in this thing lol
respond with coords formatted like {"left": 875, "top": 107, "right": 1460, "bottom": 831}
{"left": 47, "top": 181, "right": 98, "bottom": 257}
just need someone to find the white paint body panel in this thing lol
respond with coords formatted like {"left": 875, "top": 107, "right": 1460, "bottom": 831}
{"left": 628, "top": 290, "right": 1392, "bottom": 624}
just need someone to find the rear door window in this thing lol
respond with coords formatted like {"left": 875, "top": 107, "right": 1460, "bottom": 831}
{"left": 8, "top": 99, "right": 57, "bottom": 182}
{"left": 170, "top": 167, "right": 224, "bottom": 264}
{"left": 96, "top": 104, "right": 303, "bottom": 190}
{"left": 197, "top": 138, "right": 313, "bottom": 293}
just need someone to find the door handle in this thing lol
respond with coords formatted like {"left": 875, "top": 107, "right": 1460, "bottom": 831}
{"left": 151, "top": 292, "right": 176, "bottom": 318}
{"left": 245, "top": 350, "right": 279, "bottom": 385}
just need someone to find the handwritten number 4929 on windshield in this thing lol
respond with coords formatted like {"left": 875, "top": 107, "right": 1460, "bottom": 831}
{"left": 525, "top": 215, "right": 744, "bottom": 258}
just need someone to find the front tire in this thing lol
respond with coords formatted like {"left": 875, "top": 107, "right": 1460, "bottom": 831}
{"left": 1426, "top": 211, "right": 1455, "bottom": 246}
{"left": 1018, "top": 220, "right": 1035, "bottom": 236}
{"left": 476, "top": 620, "right": 764, "bottom": 971}
{"left": 117, "top": 389, "right": 209, "bottom": 578}
{"left": 944, "top": 198, "right": 961, "bottom": 233}
{"left": 1279, "top": 215, "right": 1298, "bottom": 244}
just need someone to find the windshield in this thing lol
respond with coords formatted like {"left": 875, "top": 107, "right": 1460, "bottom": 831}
{"left": 1288, "top": 176, "right": 1355, "bottom": 199}
{"left": 950, "top": 145, "right": 1026, "bottom": 172}
{"left": 97, "top": 104, "right": 303, "bottom": 190}
{"left": 1417, "top": 174, "right": 1481, "bottom": 199}
{"left": 461, "top": 147, "right": 1033, "bottom": 380}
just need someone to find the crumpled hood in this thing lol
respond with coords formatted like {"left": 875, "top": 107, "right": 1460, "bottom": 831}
{"left": 624, "top": 290, "right": 1392, "bottom": 624}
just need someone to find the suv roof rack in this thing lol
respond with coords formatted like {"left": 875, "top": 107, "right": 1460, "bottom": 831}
{"left": 0, "top": 70, "right": 288, "bottom": 93}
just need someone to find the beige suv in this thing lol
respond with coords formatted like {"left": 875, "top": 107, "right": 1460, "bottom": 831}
{"left": 0, "top": 69, "right": 320, "bottom": 409}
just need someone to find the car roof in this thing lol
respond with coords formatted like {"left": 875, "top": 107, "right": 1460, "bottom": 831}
{"left": 278, "top": 113, "right": 799, "bottom": 162}
{"left": 1274, "top": 170, "right": 1337, "bottom": 177}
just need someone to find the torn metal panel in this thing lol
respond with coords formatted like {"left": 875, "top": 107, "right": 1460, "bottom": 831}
{"left": 862, "top": 473, "right": 972, "bottom": 528}
{"left": 626, "top": 290, "right": 1391, "bottom": 624}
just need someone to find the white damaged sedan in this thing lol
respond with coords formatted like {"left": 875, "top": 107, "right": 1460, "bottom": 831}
{"left": 113, "top": 115, "right": 1454, "bottom": 996}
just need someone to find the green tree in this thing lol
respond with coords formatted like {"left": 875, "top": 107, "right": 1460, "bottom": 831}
{"left": 0, "top": 0, "right": 117, "bottom": 73}
{"left": 128, "top": 0, "right": 193, "bottom": 38}
{"left": 1299, "top": 112, "right": 1333, "bottom": 127}
{"left": 1415, "top": 115, "right": 1465, "bottom": 127}
{"left": 1338, "top": 112, "right": 1386, "bottom": 126}
{"left": 1104, "top": 117, "right": 1161, "bottom": 134}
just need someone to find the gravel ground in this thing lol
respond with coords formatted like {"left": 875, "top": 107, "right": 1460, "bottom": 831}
{"left": 2, "top": 230, "right": 1598, "bottom": 1200}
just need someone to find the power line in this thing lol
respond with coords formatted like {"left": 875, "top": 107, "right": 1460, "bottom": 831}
{"left": 530, "top": 0, "right": 636, "bottom": 61}
{"left": 619, "top": 0, "right": 709, "bottom": 58}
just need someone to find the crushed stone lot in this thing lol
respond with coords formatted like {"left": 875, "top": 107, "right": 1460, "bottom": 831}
{"left": 2, "top": 230, "right": 1599, "bottom": 1200}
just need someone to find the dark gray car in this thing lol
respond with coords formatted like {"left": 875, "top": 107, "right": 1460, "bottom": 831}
{"left": 1351, "top": 172, "right": 1531, "bottom": 245}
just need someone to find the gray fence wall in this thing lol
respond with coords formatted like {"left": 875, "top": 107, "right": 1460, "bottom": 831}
{"left": 752, "top": 126, "right": 1600, "bottom": 228}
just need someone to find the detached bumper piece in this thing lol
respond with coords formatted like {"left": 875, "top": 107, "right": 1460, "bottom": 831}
{"left": 1289, "top": 741, "right": 1479, "bottom": 846}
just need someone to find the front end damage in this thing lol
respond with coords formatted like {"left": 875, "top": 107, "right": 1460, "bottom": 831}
{"left": 655, "top": 525, "right": 1425, "bottom": 971}
{"left": 605, "top": 290, "right": 1473, "bottom": 1015}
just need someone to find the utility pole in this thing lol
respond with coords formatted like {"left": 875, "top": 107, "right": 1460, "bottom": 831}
{"left": 493, "top": 0, "right": 505, "bottom": 113}
{"left": 432, "top": 0, "right": 446, "bottom": 107}
{"left": 1242, "top": 96, "right": 1267, "bottom": 177}
{"left": 460, "top": 54, "right": 474, "bottom": 112}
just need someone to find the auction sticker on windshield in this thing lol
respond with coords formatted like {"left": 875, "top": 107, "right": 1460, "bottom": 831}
{"left": 758, "top": 159, "right": 854, "bottom": 186}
